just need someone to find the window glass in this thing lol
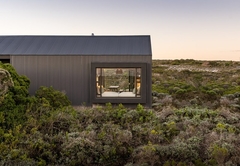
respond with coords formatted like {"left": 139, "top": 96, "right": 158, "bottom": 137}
{"left": 96, "top": 68, "right": 141, "bottom": 98}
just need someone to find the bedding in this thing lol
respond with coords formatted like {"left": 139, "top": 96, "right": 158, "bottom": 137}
{"left": 101, "top": 92, "right": 136, "bottom": 97}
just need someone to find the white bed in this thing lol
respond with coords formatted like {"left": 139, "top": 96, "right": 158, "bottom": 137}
{"left": 101, "top": 92, "right": 136, "bottom": 97}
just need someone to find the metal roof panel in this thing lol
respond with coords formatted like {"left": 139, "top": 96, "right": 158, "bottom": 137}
{"left": 0, "top": 35, "right": 152, "bottom": 56}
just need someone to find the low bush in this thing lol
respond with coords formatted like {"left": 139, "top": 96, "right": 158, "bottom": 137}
{"left": 1, "top": 103, "right": 239, "bottom": 165}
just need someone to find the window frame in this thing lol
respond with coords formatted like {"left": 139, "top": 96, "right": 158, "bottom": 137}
{"left": 91, "top": 63, "right": 147, "bottom": 104}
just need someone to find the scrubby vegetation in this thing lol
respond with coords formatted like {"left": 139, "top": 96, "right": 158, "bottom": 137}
{"left": 0, "top": 60, "right": 240, "bottom": 165}
{"left": 152, "top": 59, "right": 240, "bottom": 109}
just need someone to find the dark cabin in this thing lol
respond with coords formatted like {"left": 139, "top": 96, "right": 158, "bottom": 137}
{"left": 0, "top": 35, "right": 152, "bottom": 107}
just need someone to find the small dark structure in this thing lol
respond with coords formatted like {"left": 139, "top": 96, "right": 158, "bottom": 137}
{"left": 0, "top": 35, "right": 152, "bottom": 107}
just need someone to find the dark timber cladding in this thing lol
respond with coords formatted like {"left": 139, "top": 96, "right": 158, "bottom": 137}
{"left": 0, "top": 35, "right": 152, "bottom": 106}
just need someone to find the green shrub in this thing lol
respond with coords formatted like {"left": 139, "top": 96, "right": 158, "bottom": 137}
{"left": 35, "top": 86, "right": 71, "bottom": 109}
{"left": 0, "top": 63, "right": 31, "bottom": 130}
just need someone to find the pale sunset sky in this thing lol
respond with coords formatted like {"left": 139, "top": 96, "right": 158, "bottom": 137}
{"left": 0, "top": 0, "right": 239, "bottom": 61}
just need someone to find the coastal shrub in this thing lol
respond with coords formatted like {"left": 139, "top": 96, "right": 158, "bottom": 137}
{"left": 0, "top": 104, "right": 240, "bottom": 165}
{"left": 0, "top": 63, "right": 31, "bottom": 130}
{"left": 35, "top": 86, "right": 71, "bottom": 109}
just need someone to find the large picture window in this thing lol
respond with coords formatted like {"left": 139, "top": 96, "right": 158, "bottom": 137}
{"left": 91, "top": 63, "right": 147, "bottom": 104}
{"left": 96, "top": 68, "right": 141, "bottom": 98}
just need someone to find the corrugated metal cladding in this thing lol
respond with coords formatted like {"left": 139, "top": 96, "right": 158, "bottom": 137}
{"left": 0, "top": 36, "right": 151, "bottom": 56}
{"left": 11, "top": 55, "right": 152, "bottom": 106}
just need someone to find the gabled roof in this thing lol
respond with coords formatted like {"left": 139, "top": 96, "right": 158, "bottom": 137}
{"left": 0, "top": 35, "right": 151, "bottom": 56}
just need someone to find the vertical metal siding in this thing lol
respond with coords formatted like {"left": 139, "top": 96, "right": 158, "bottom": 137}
{"left": 11, "top": 55, "right": 151, "bottom": 106}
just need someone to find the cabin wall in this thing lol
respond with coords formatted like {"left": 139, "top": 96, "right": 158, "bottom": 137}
{"left": 11, "top": 55, "right": 152, "bottom": 106}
